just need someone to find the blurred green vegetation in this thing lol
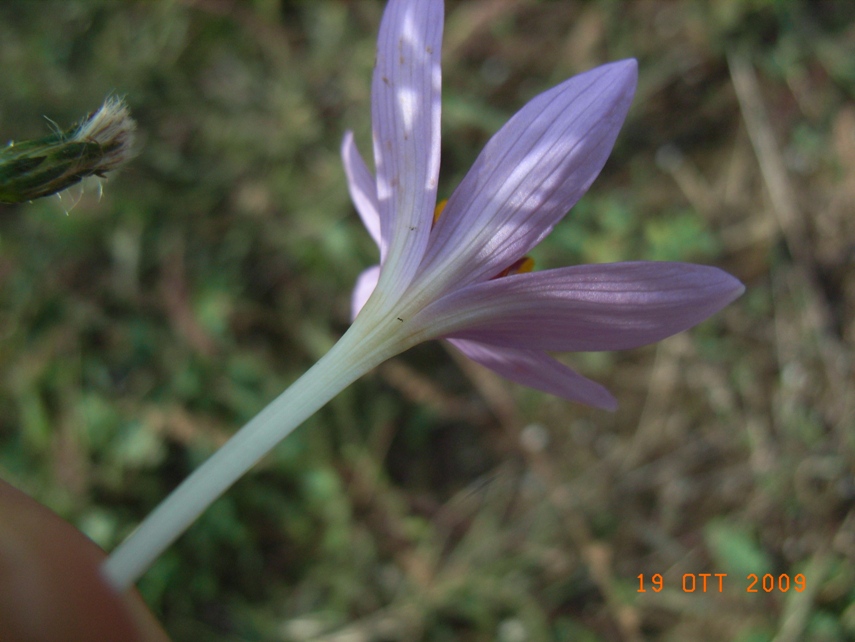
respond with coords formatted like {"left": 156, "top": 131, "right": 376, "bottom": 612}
{"left": 1, "top": 0, "right": 854, "bottom": 640}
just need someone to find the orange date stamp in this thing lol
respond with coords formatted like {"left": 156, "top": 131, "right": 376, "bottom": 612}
{"left": 637, "top": 573, "right": 806, "bottom": 593}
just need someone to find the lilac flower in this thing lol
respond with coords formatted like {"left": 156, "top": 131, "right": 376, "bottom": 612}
{"left": 103, "top": 0, "right": 743, "bottom": 589}
{"left": 342, "top": 0, "right": 743, "bottom": 410}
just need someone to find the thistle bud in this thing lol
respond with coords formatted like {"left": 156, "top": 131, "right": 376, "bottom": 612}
{"left": 0, "top": 97, "right": 137, "bottom": 204}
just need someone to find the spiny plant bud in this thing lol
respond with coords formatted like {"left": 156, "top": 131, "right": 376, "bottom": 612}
{"left": 0, "top": 97, "right": 137, "bottom": 204}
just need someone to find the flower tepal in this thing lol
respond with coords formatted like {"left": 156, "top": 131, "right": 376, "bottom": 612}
{"left": 344, "top": 0, "right": 744, "bottom": 410}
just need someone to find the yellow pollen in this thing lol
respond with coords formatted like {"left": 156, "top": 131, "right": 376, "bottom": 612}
{"left": 432, "top": 199, "right": 448, "bottom": 226}
{"left": 493, "top": 256, "right": 535, "bottom": 279}
{"left": 515, "top": 257, "right": 535, "bottom": 274}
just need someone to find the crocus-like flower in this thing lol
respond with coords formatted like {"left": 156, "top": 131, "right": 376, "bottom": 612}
{"left": 341, "top": 1, "right": 742, "bottom": 411}
{"left": 103, "top": 0, "right": 743, "bottom": 590}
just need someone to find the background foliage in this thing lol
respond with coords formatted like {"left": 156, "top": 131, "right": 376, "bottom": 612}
{"left": 1, "top": 1, "right": 853, "bottom": 640}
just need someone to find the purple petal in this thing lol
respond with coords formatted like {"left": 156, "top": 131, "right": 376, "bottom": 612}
{"left": 351, "top": 265, "right": 381, "bottom": 321}
{"left": 342, "top": 131, "right": 383, "bottom": 257}
{"left": 449, "top": 339, "right": 617, "bottom": 411}
{"left": 415, "top": 262, "right": 744, "bottom": 351}
{"left": 418, "top": 60, "right": 637, "bottom": 291}
{"left": 371, "top": 0, "right": 443, "bottom": 295}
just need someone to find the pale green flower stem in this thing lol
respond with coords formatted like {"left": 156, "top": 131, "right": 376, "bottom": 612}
{"left": 102, "top": 314, "right": 402, "bottom": 591}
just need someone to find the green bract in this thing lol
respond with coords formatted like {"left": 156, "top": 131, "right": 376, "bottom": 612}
{"left": 0, "top": 97, "right": 135, "bottom": 204}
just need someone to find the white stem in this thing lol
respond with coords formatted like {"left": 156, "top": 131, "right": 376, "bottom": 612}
{"left": 102, "top": 322, "right": 386, "bottom": 591}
